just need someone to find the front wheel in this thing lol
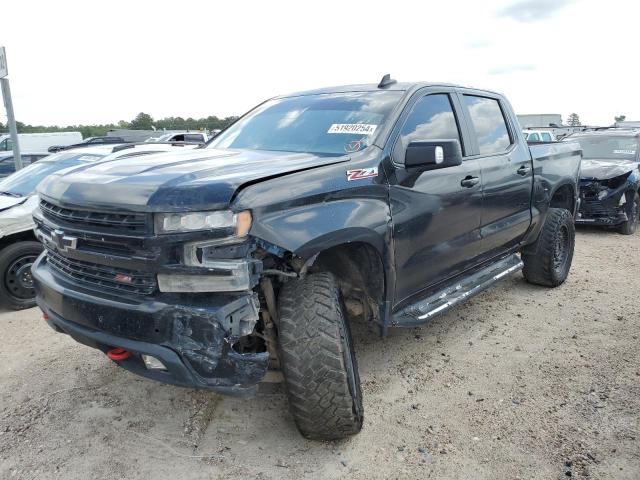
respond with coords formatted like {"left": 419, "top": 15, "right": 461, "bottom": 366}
{"left": 619, "top": 192, "right": 639, "bottom": 235}
{"left": 522, "top": 208, "right": 575, "bottom": 287}
{"left": 0, "top": 241, "right": 43, "bottom": 310}
{"left": 277, "top": 272, "right": 363, "bottom": 440}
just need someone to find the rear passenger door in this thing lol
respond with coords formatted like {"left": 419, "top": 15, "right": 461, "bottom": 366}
{"left": 458, "top": 91, "right": 533, "bottom": 257}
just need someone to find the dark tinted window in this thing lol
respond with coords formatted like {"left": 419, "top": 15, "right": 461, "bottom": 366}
{"left": 464, "top": 95, "right": 511, "bottom": 155}
{"left": 397, "top": 94, "right": 462, "bottom": 155}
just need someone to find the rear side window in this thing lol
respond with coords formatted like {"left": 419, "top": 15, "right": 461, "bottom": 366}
{"left": 397, "top": 94, "right": 463, "bottom": 155}
{"left": 528, "top": 133, "right": 540, "bottom": 142}
{"left": 541, "top": 132, "right": 552, "bottom": 142}
{"left": 184, "top": 134, "right": 204, "bottom": 142}
{"left": 464, "top": 95, "right": 511, "bottom": 155}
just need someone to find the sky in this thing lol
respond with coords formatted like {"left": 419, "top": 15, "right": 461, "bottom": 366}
{"left": 2, "top": 0, "right": 639, "bottom": 127}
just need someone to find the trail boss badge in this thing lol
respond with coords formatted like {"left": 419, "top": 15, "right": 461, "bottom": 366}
{"left": 346, "top": 167, "right": 378, "bottom": 181}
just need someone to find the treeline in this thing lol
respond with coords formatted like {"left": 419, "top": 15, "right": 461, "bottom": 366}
{"left": 0, "top": 112, "right": 238, "bottom": 138}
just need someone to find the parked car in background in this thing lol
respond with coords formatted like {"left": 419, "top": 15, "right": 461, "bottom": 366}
{"left": 144, "top": 131, "right": 208, "bottom": 143}
{"left": 0, "top": 142, "right": 201, "bottom": 310}
{"left": 523, "top": 129, "right": 557, "bottom": 142}
{"left": 0, "top": 132, "right": 83, "bottom": 153}
{"left": 48, "top": 136, "right": 125, "bottom": 153}
{"left": 564, "top": 129, "right": 640, "bottom": 234}
{"left": 33, "top": 78, "right": 581, "bottom": 440}
{"left": 0, "top": 152, "right": 50, "bottom": 178}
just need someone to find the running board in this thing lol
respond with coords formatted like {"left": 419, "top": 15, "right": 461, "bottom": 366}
{"left": 392, "top": 254, "right": 523, "bottom": 327}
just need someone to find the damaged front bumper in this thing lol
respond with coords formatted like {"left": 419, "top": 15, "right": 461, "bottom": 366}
{"left": 577, "top": 180, "right": 629, "bottom": 226}
{"left": 32, "top": 253, "right": 269, "bottom": 396}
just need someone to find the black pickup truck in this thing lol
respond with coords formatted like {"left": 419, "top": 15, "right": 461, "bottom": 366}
{"left": 32, "top": 77, "right": 582, "bottom": 440}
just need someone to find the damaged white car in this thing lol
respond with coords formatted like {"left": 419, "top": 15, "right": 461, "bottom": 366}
{"left": 0, "top": 143, "right": 200, "bottom": 309}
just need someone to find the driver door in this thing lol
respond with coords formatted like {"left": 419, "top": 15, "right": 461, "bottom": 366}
{"left": 387, "top": 90, "right": 484, "bottom": 306}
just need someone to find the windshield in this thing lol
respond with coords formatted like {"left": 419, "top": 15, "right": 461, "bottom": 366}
{"left": 566, "top": 135, "right": 638, "bottom": 160}
{"left": 208, "top": 91, "right": 404, "bottom": 155}
{"left": 0, "top": 152, "right": 104, "bottom": 197}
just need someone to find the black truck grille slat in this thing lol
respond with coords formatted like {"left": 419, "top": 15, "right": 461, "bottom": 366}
{"left": 40, "top": 199, "right": 150, "bottom": 234}
{"left": 46, "top": 248, "right": 157, "bottom": 295}
{"left": 581, "top": 199, "right": 618, "bottom": 216}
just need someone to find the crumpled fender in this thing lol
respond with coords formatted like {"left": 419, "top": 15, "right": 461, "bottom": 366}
{"left": 0, "top": 195, "right": 39, "bottom": 239}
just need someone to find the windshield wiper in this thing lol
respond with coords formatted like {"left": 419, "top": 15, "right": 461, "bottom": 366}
{"left": 0, "top": 191, "right": 22, "bottom": 198}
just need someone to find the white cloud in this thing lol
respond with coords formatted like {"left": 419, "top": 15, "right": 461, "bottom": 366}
{"left": 1, "top": 0, "right": 638, "bottom": 127}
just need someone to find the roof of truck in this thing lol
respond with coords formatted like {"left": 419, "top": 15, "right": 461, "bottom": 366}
{"left": 279, "top": 81, "right": 498, "bottom": 98}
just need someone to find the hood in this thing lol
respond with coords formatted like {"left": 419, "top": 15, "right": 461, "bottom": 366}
{"left": 0, "top": 195, "right": 28, "bottom": 212}
{"left": 38, "top": 148, "right": 348, "bottom": 212}
{"left": 580, "top": 158, "right": 639, "bottom": 180}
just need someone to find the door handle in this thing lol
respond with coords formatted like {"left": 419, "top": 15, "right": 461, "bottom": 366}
{"left": 517, "top": 165, "right": 531, "bottom": 176}
{"left": 460, "top": 176, "right": 480, "bottom": 188}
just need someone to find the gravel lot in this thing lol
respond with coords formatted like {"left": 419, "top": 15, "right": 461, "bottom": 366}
{"left": 1, "top": 228, "right": 639, "bottom": 480}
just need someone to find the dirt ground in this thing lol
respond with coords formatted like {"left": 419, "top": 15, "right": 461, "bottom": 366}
{"left": 1, "top": 228, "right": 639, "bottom": 480}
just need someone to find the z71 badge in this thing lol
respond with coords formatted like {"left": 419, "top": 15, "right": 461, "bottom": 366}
{"left": 346, "top": 167, "right": 378, "bottom": 181}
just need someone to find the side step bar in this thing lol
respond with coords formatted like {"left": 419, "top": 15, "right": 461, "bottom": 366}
{"left": 392, "top": 254, "right": 523, "bottom": 327}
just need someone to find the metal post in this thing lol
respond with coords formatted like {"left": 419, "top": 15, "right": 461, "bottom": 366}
{"left": 0, "top": 77, "right": 22, "bottom": 171}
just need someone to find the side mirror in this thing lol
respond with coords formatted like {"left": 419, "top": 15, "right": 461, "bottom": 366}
{"left": 405, "top": 139, "right": 463, "bottom": 170}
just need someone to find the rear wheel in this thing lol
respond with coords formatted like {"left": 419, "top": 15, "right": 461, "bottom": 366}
{"left": 522, "top": 208, "right": 575, "bottom": 287}
{"left": 0, "top": 241, "right": 43, "bottom": 310}
{"left": 277, "top": 272, "right": 363, "bottom": 440}
{"left": 619, "top": 192, "right": 639, "bottom": 235}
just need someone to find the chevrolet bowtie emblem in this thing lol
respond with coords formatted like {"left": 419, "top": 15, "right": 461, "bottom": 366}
{"left": 51, "top": 229, "right": 78, "bottom": 252}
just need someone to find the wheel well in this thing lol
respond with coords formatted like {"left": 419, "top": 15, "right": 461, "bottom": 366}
{"left": 550, "top": 184, "right": 575, "bottom": 214}
{"left": 311, "top": 242, "right": 385, "bottom": 324}
{"left": 0, "top": 230, "right": 38, "bottom": 252}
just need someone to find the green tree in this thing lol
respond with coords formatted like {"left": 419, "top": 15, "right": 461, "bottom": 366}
{"left": 567, "top": 113, "right": 581, "bottom": 126}
{"left": 130, "top": 112, "right": 154, "bottom": 130}
{"left": 614, "top": 115, "right": 626, "bottom": 123}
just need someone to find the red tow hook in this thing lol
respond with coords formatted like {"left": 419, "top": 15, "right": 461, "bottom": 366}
{"left": 106, "top": 347, "right": 131, "bottom": 361}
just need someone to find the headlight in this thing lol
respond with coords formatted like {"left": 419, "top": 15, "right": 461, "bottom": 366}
{"left": 155, "top": 210, "right": 252, "bottom": 235}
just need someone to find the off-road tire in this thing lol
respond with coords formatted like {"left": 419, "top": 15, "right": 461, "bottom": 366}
{"left": 0, "top": 241, "right": 43, "bottom": 310}
{"left": 619, "top": 192, "right": 639, "bottom": 235}
{"left": 277, "top": 272, "right": 363, "bottom": 440}
{"left": 522, "top": 208, "right": 575, "bottom": 287}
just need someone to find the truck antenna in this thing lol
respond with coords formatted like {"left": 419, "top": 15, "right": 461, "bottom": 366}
{"left": 378, "top": 74, "right": 397, "bottom": 89}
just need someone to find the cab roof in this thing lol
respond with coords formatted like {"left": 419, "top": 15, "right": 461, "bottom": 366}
{"left": 278, "top": 80, "right": 496, "bottom": 98}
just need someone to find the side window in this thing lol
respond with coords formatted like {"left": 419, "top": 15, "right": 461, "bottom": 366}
{"left": 528, "top": 133, "right": 540, "bottom": 142}
{"left": 0, "top": 139, "right": 13, "bottom": 151}
{"left": 541, "top": 132, "right": 552, "bottom": 142}
{"left": 396, "top": 94, "right": 463, "bottom": 158}
{"left": 184, "top": 133, "right": 204, "bottom": 142}
{"left": 463, "top": 95, "right": 512, "bottom": 155}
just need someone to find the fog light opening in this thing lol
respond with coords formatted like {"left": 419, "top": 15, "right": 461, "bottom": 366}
{"left": 142, "top": 354, "right": 167, "bottom": 371}
{"left": 231, "top": 334, "right": 267, "bottom": 355}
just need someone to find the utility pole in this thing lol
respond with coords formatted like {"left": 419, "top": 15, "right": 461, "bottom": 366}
{"left": 0, "top": 47, "right": 23, "bottom": 171}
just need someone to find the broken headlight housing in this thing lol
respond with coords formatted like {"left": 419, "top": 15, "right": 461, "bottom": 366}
{"left": 157, "top": 260, "right": 254, "bottom": 292}
{"left": 155, "top": 210, "right": 252, "bottom": 236}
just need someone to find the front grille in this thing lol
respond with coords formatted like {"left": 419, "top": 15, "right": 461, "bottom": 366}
{"left": 580, "top": 197, "right": 619, "bottom": 216}
{"left": 40, "top": 199, "right": 150, "bottom": 235}
{"left": 46, "top": 248, "right": 157, "bottom": 296}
